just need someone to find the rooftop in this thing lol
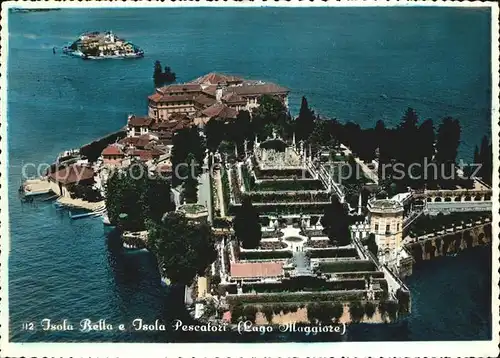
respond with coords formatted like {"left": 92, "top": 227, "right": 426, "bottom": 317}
{"left": 48, "top": 165, "right": 95, "bottom": 185}
{"left": 368, "top": 199, "right": 403, "bottom": 212}
{"left": 201, "top": 103, "right": 238, "bottom": 119}
{"left": 230, "top": 262, "right": 284, "bottom": 279}
{"left": 191, "top": 72, "right": 243, "bottom": 85}
{"left": 102, "top": 145, "right": 124, "bottom": 156}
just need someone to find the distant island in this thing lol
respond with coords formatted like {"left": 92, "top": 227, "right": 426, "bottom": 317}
{"left": 62, "top": 31, "right": 144, "bottom": 60}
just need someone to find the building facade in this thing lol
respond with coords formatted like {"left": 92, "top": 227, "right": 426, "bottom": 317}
{"left": 367, "top": 199, "right": 404, "bottom": 263}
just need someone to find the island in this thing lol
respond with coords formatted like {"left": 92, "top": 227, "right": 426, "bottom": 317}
{"left": 62, "top": 31, "right": 144, "bottom": 60}
{"left": 21, "top": 72, "right": 493, "bottom": 331}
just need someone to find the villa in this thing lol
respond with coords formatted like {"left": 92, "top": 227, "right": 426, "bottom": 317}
{"left": 147, "top": 72, "right": 289, "bottom": 122}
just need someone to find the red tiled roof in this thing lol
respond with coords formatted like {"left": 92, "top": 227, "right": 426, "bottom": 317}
{"left": 157, "top": 84, "right": 202, "bottom": 94}
{"left": 48, "top": 165, "right": 95, "bottom": 186}
{"left": 230, "top": 262, "right": 284, "bottom": 279}
{"left": 222, "top": 92, "right": 246, "bottom": 104}
{"left": 118, "top": 136, "right": 151, "bottom": 149}
{"left": 191, "top": 72, "right": 243, "bottom": 85}
{"left": 201, "top": 85, "right": 218, "bottom": 97}
{"left": 102, "top": 145, "right": 124, "bottom": 156}
{"left": 201, "top": 103, "right": 238, "bottom": 119}
{"left": 193, "top": 94, "right": 217, "bottom": 107}
{"left": 130, "top": 149, "right": 163, "bottom": 161}
{"left": 128, "top": 115, "right": 154, "bottom": 127}
{"left": 157, "top": 164, "right": 172, "bottom": 173}
{"left": 168, "top": 112, "right": 190, "bottom": 121}
{"left": 153, "top": 94, "right": 195, "bottom": 104}
{"left": 231, "top": 83, "right": 288, "bottom": 96}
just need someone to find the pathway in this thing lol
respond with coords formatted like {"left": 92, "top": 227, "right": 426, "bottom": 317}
{"left": 214, "top": 169, "right": 226, "bottom": 217}
{"left": 198, "top": 172, "right": 213, "bottom": 223}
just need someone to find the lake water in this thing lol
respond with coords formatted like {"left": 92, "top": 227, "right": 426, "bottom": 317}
{"left": 6, "top": 7, "right": 492, "bottom": 342}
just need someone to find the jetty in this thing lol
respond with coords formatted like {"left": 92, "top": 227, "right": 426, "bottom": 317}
{"left": 21, "top": 178, "right": 53, "bottom": 196}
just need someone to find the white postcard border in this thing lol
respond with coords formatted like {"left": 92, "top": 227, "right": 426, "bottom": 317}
{"left": 0, "top": 1, "right": 498, "bottom": 357}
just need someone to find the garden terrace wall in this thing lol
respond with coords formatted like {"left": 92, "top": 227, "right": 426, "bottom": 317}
{"left": 226, "top": 290, "right": 384, "bottom": 305}
{"left": 409, "top": 212, "right": 492, "bottom": 238}
{"left": 304, "top": 240, "right": 333, "bottom": 248}
{"left": 307, "top": 248, "right": 359, "bottom": 259}
{"left": 259, "top": 241, "right": 287, "bottom": 250}
{"left": 229, "top": 202, "right": 331, "bottom": 216}
{"left": 239, "top": 250, "right": 293, "bottom": 260}
{"left": 318, "top": 260, "right": 377, "bottom": 273}
{"left": 252, "top": 165, "right": 313, "bottom": 179}
{"left": 334, "top": 271, "right": 385, "bottom": 279}
{"left": 242, "top": 279, "right": 367, "bottom": 293}
{"left": 252, "top": 179, "right": 326, "bottom": 192}
{"left": 243, "top": 191, "right": 331, "bottom": 204}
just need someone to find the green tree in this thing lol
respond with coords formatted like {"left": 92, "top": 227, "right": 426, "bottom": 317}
{"left": 252, "top": 94, "right": 290, "bottom": 140}
{"left": 261, "top": 305, "right": 274, "bottom": 323}
{"left": 321, "top": 199, "right": 351, "bottom": 246}
{"left": 147, "top": 212, "right": 216, "bottom": 285}
{"left": 144, "top": 177, "right": 175, "bottom": 223}
{"left": 243, "top": 305, "right": 258, "bottom": 323}
{"left": 435, "top": 117, "right": 461, "bottom": 185}
{"left": 231, "top": 302, "right": 244, "bottom": 323}
{"left": 306, "top": 302, "right": 319, "bottom": 323}
{"left": 348, "top": 301, "right": 365, "bottom": 323}
{"left": 295, "top": 96, "right": 315, "bottom": 142}
{"left": 182, "top": 154, "right": 199, "bottom": 203}
{"left": 478, "top": 135, "right": 492, "bottom": 185}
{"left": 233, "top": 196, "right": 262, "bottom": 249}
{"left": 364, "top": 301, "right": 376, "bottom": 319}
{"left": 332, "top": 303, "right": 344, "bottom": 322}
{"left": 171, "top": 127, "right": 205, "bottom": 187}
{"left": 364, "top": 233, "right": 379, "bottom": 258}
{"left": 204, "top": 118, "right": 225, "bottom": 153}
{"left": 163, "top": 66, "right": 176, "bottom": 83}
{"left": 386, "top": 301, "right": 399, "bottom": 322}
{"left": 418, "top": 119, "right": 435, "bottom": 160}
{"left": 153, "top": 60, "right": 164, "bottom": 88}
{"left": 105, "top": 162, "right": 174, "bottom": 230}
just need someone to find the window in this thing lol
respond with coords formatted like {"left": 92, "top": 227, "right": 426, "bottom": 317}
{"left": 375, "top": 224, "right": 379, "bottom": 231}
{"left": 397, "top": 223, "right": 400, "bottom": 231}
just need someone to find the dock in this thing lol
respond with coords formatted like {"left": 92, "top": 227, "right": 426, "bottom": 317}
{"left": 56, "top": 196, "right": 105, "bottom": 211}
{"left": 22, "top": 178, "right": 53, "bottom": 196}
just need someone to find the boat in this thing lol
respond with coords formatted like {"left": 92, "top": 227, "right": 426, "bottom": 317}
{"left": 102, "top": 212, "right": 113, "bottom": 226}
{"left": 62, "top": 31, "right": 144, "bottom": 60}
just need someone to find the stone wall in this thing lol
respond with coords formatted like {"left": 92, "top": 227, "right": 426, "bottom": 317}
{"left": 405, "top": 223, "right": 491, "bottom": 261}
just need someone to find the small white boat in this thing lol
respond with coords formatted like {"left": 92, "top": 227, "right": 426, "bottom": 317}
{"left": 102, "top": 212, "right": 113, "bottom": 226}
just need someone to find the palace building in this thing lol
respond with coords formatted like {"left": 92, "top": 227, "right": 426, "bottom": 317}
{"left": 147, "top": 72, "right": 289, "bottom": 122}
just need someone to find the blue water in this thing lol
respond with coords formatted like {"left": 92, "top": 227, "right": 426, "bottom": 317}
{"left": 7, "top": 7, "right": 492, "bottom": 342}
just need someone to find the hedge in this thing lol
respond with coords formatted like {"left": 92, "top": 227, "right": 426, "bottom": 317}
{"left": 239, "top": 250, "right": 293, "bottom": 260}
{"left": 253, "top": 179, "right": 325, "bottom": 192}
{"left": 307, "top": 248, "right": 359, "bottom": 259}
{"left": 318, "top": 260, "right": 376, "bottom": 273}
{"left": 226, "top": 290, "right": 369, "bottom": 305}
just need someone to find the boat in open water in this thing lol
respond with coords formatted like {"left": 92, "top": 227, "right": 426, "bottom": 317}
{"left": 62, "top": 31, "right": 144, "bottom": 60}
